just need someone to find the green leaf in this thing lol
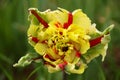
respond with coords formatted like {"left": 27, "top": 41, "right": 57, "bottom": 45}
{"left": 26, "top": 66, "right": 41, "bottom": 80}
{"left": 13, "top": 53, "right": 39, "bottom": 67}
{"left": 84, "top": 59, "right": 106, "bottom": 80}
{"left": 0, "top": 64, "right": 13, "bottom": 80}
{"left": 0, "top": 53, "right": 12, "bottom": 64}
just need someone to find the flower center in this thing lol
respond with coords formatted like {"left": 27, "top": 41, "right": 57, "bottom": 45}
{"left": 48, "top": 30, "right": 71, "bottom": 55}
{"left": 61, "top": 46, "right": 68, "bottom": 52}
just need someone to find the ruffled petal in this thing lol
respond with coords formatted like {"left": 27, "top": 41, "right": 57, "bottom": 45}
{"left": 83, "top": 25, "right": 114, "bottom": 63}
{"left": 34, "top": 43, "right": 47, "bottom": 55}
{"left": 53, "top": 8, "right": 69, "bottom": 25}
{"left": 27, "top": 24, "right": 39, "bottom": 37}
{"left": 72, "top": 9, "right": 91, "bottom": 33}
{"left": 47, "top": 65, "right": 60, "bottom": 73}
{"left": 66, "top": 62, "right": 87, "bottom": 74}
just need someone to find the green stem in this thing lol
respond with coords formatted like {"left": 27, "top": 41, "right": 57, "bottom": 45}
{"left": 63, "top": 71, "right": 68, "bottom": 80}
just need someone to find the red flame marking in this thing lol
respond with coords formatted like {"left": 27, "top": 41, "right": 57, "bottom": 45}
{"left": 63, "top": 13, "right": 73, "bottom": 29}
{"left": 30, "top": 10, "right": 48, "bottom": 28}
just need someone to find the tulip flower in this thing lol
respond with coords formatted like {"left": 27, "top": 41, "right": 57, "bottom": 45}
{"left": 14, "top": 8, "right": 113, "bottom": 74}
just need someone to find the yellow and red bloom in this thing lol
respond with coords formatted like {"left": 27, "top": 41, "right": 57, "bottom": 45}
{"left": 27, "top": 8, "right": 113, "bottom": 74}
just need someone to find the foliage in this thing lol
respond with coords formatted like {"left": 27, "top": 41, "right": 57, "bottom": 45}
{"left": 0, "top": 0, "right": 120, "bottom": 80}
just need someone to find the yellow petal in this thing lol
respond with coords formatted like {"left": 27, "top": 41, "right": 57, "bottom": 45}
{"left": 72, "top": 9, "right": 91, "bottom": 33}
{"left": 64, "top": 50, "right": 76, "bottom": 63}
{"left": 45, "top": 22, "right": 57, "bottom": 35}
{"left": 43, "top": 54, "right": 63, "bottom": 66}
{"left": 66, "top": 62, "right": 87, "bottom": 74}
{"left": 53, "top": 8, "right": 69, "bottom": 25}
{"left": 67, "top": 24, "right": 85, "bottom": 34}
{"left": 27, "top": 24, "right": 39, "bottom": 36}
{"left": 71, "top": 63, "right": 87, "bottom": 74}
{"left": 67, "top": 24, "right": 87, "bottom": 43}
{"left": 46, "top": 48, "right": 60, "bottom": 59}
{"left": 34, "top": 43, "right": 47, "bottom": 55}
{"left": 47, "top": 65, "right": 60, "bottom": 73}
{"left": 78, "top": 38, "right": 90, "bottom": 54}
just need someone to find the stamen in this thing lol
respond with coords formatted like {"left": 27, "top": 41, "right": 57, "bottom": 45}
{"left": 55, "top": 22, "right": 62, "bottom": 28}
{"left": 29, "top": 10, "right": 48, "bottom": 28}
{"left": 53, "top": 48, "right": 58, "bottom": 54}
{"left": 63, "top": 13, "right": 73, "bottom": 29}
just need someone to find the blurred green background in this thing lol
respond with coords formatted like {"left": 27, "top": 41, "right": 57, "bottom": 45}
{"left": 0, "top": 0, "right": 120, "bottom": 80}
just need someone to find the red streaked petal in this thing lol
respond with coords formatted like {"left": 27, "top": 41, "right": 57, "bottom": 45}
{"left": 45, "top": 54, "right": 56, "bottom": 61}
{"left": 90, "top": 36, "right": 103, "bottom": 47}
{"left": 63, "top": 13, "right": 73, "bottom": 29}
{"left": 44, "top": 62, "right": 56, "bottom": 67}
{"left": 58, "top": 61, "right": 67, "bottom": 70}
{"left": 29, "top": 10, "right": 48, "bottom": 28}
{"left": 31, "top": 37, "right": 39, "bottom": 43}
{"left": 76, "top": 51, "right": 81, "bottom": 58}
